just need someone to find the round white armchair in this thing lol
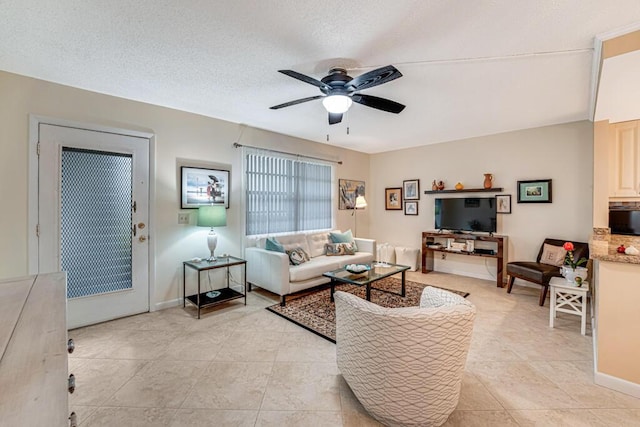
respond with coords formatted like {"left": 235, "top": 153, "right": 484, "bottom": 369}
{"left": 334, "top": 286, "right": 476, "bottom": 427}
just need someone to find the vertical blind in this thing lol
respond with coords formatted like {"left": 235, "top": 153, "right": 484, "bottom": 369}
{"left": 245, "top": 151, "right": 333, "bottom": 235}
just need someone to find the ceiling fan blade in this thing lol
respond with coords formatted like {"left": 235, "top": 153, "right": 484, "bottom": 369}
{"left": 278, "top": 70, "right": 332, "bottom": 92}
{"left": 351, "top": 94, "right": 405, "bottom": 114}
{"left": 328, "top": 112, "right": 343, "bottom": 125}
{"left": 270, "top": 95, "right": 323, "bottom": 110}
{"left": 345, "top": 65, "right": 402, "bottom": 91}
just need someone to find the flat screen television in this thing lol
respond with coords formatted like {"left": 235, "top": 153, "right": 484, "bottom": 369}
{"left": 435, "top": 197, "right": 497, "bottom": 233}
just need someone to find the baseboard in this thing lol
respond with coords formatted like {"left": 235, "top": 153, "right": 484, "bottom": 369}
{"left": 153, "top": 298, "right": 182, "bottom": 311}
{"left": 594, "top": 371, "right": 640, "bottom": 399}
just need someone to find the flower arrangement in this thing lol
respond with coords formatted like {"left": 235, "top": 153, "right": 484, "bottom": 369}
{"left": 563, "top": 242, "right": 587, "bottom": 270}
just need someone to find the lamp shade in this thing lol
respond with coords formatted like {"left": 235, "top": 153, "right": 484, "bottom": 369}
{"left": 355, "top": 195, "right": 368, "bottom": 209}
{"left": 197, "top": 205, "right": 227, "bottom": 228}
{"left": 322, "top": 95, "right": 352, "bottom": 113}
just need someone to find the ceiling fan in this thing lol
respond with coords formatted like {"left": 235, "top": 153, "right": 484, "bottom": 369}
{"left": 270, "top": 65, "right": 405, "bottom": 125}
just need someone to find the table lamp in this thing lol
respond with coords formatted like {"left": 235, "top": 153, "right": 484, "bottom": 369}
{"left": 353, "top": 195, "right": 367, "bottom": 237}
{"left": 197, "top": 205, "right": 227, "bottom": 262}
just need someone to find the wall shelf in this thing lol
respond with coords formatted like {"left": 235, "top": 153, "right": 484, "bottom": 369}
{"left": 424, "top": 187, "right": 504, "bottom": 194}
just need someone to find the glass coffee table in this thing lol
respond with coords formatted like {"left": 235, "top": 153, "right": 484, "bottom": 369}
{"left": 323, "top": 262, "right": 410, "bottom": 302}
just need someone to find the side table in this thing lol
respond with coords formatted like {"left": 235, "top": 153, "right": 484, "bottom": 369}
{"left": 549, "top": 277, "right": 589, "bottom": 335}
{"left": 183, "top": 256, "right": 247, "bottom": 319}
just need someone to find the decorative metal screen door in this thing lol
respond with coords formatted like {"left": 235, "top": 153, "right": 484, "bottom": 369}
{"left": 38, "top": 123, "right": 149, "bottom": 329}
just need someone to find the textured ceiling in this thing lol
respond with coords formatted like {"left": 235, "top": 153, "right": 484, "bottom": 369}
{"left": 2, "top": 1, "right": 640, "bottom": 153}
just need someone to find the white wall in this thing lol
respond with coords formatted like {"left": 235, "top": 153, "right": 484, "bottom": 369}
{"left": 0, "top": 71, "right": 369, "bottom": 308}
{"left": 369, "top": 121, "right": 594, "bottom": 282}
{"left": 0, "top": 69, "right": 596, "bottom": 301}
{"left": 595, "top": 49, "right": 640, "bottom": 124}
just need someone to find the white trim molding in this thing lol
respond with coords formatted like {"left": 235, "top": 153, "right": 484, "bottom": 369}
{"left": 594, "top": 371, "right": 640, "bottom": 399}
{"left": 155, "top": 298, "right": 182, "bottom": 311}
{"left": 28, "top": 114, "right": 157, "bottom": 313}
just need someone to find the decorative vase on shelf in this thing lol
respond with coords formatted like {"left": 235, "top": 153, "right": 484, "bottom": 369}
{"left": 455, "top": 182, "right": 464, "bottom": 190}
{"left": 437, "top": 181, "right": 445, "bottom": 190}
{"left": 432, "top": 180, "right": 438, "bottom": 191}
{"left": 560, "top": 266, "right": 588, "bottom": 286}
{"left": 483, "top": 173, "right": 493, "bottom": 189}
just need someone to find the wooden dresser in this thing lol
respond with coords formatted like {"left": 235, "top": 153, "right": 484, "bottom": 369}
{"left": 0, "top": 272, "right": 75, "bottom": 426}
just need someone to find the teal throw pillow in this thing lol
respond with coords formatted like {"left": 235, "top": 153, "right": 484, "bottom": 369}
{"left": 265, "top": 237, "right": 285, "bottom": 253}
{"left": 329, "top": 230, "right": 358, "bottom": 251}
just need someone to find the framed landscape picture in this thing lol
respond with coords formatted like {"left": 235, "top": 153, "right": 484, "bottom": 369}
{"left": 181, "top": 166, "right": 229, "bottom": 209}
{"left": 339, "top": 179, "right": 365, "bottom": 210}
{"left": 403, "top": 179, "right": 420, "bottom": 200}
{"left": 517, "top": 179, "right": 552, "bottom": 203}
{"left": 385, "top": 187, "right": 402, "bottom": 210}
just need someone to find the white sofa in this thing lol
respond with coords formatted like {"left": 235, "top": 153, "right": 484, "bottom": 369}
{"left": 245, "top": 230, "right": 376, "bottom": 305}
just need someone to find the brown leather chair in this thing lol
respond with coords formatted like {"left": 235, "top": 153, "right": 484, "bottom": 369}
{"left": 506, "top": 238, "right": 589, "bottom": 306}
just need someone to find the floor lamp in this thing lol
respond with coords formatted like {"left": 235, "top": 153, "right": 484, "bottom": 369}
{"left": 353, "top": 195, "right": 367, "bottom": 237}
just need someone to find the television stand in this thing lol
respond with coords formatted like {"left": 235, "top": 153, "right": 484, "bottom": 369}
{"left": 421, "top": 231, "right": 508, "bottom": 287}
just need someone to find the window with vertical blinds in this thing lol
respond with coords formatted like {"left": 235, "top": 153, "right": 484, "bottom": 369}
{"left": 245, "top": 150, "right": 333, "bottom": 235}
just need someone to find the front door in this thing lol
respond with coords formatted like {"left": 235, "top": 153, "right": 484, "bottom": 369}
{"left": 37, "top": 123, "right": 150, "bottom": 328}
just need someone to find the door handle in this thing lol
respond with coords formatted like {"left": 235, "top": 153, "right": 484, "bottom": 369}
{"left": 139, "top": 235, "right": 147, "bottom": 243}
{"left": 68, "top": 373, "right": 76, "bottom": 393}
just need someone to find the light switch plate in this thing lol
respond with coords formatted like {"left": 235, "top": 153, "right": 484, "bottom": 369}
{"left": 178, "top": 213, "right": 190, "bottom": 225}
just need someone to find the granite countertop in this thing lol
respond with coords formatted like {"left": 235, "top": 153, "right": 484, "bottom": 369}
{"left": 592, "top": 253, "right": 640, "bottom": 264}
{"left": 590, "top": 232, "right": 640, "bottom": 264}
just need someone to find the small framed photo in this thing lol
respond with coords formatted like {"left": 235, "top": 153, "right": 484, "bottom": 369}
{"left": 517, "top": 179, "right": 552, "bottom": 203}
{"left": 403, "top": 179, "right": 420, "bottom": 200}
{"left": 181, "top": 166, "right": 229, "bottom": 209}
{"left": 496, "top": 194, "right": 511, "bottom": 214}
{"left": 404, "top": 201, "right": 418, "bottom": 215}
{"left": 385, "top": 187, "right": 402, "bottom": 210}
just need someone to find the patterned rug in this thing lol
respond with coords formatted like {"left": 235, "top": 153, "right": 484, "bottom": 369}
{"left": 266, "top": 277, "right": 469, "bottom": 343}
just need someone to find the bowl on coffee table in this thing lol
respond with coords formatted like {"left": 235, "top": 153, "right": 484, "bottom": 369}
{"left": 345, "top": 264, "right": 371, "bottom": 274}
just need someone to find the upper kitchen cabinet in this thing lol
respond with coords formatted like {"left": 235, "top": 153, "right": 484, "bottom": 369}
{"left": 610, "top": 120, "right": 640, "bottom": 198}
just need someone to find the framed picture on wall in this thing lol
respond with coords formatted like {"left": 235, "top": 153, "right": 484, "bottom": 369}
{"left": 181, "top": 166, "right": 229, "bottom": 209}
{"left": 403, "top": 179, "right": 420, "bottom": 200}
{"left": 517, "top": 179, "right": 552, "bottom": 203}
{"left": 404, "top": 201, "right": 418, "bottom": 215}
{"left": 385, "top": 187, "right": 402, "bottom": 210}
{"left": 496, "top": 194, "right": 511, "bottom": 214}
{"left": 338, "top": 179, "right": 365, "bottom": 210}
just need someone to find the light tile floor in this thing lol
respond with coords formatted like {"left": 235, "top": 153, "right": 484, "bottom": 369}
{"left": 69, "top": 272, "right": 640, "bottom": 426}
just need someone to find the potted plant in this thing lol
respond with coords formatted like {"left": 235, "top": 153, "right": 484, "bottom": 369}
{"left": 560, "top": 242, "right": 588, "bottom": 286}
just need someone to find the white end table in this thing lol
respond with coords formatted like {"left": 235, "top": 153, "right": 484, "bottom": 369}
{"left": 549, "top": 277, "right": 589, "bottom": 335}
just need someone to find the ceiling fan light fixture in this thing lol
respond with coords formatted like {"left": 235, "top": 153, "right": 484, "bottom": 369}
{"left": 322, "top": 95, "right": 352, "bottom": 113}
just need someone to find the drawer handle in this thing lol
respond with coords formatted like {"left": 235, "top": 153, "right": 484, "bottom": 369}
{"left": 68, "top": 374, "right": 76, "bottom": 394}
{"left": 69, "top": 411, "right": 77, "bottom": 427}
{"left": 67, "top": 338, "right": 75, "bottom": 354}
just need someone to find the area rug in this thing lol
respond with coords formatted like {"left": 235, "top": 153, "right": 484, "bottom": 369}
{"left": 266, "top": 277, "right": 469, "bottom": 343}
